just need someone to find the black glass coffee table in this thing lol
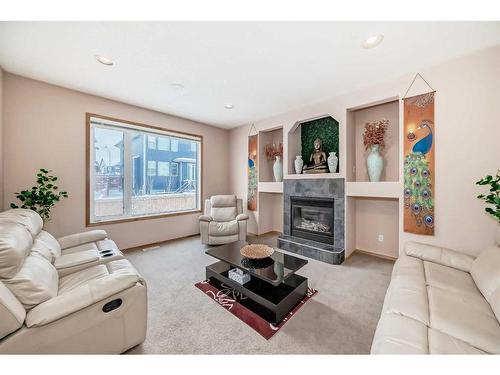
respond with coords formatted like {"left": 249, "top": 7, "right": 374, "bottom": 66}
{"left": 205, "top": 241, "right": 308, "bottom": 324}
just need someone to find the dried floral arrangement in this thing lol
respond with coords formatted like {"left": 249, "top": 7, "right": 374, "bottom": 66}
{"left": 264, "top": 143, "right": 283, "bottom": 161}
{"left": 363, "top": 119, "right": 389, "bottom": 150}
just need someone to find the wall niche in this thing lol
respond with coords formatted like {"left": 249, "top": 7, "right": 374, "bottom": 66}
{"left": 288, "top": 115, "right": 340, "bottom": 176}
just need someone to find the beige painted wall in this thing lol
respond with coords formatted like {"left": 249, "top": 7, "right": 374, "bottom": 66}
{"left": 229, "top": 45, "right": 500, "bottom": 256}
{"left": 2, "top": 73, "right": 230, "bottom": 249}
{"left": 355, "top": 197, "right": 399, "bottom": 258}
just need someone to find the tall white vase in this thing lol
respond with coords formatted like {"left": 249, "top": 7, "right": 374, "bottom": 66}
{"left": 294, "top": 155, "right": 303, "bottom": 174}
{"left": 367, "top": 144, "right": 384, "bottom": 182}
{"left": 273, "top": 156, "right": 283, "bottom": 182}
{"left": 327, "top": 152, "right": 338, "bottom": 173}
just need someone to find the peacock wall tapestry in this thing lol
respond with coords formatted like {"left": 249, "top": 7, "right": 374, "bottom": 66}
{"left": 403, "top": 92, "right": 435, "bottom": 235}
{"left": 248, "top": 134, "right": 258, "bottom": 211}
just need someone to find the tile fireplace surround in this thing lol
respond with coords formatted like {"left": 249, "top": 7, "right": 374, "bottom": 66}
{"left": 278, "top": 178, "right": 345, "bottom": 264}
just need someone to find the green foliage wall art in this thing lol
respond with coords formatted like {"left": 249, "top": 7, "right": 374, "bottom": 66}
{"left": 301, "top": 116, "right": 339, "bottom": 171}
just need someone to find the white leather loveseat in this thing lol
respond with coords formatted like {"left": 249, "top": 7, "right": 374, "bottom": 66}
{"left": 0, "top": 209, "right": 147, "bottom": 354}
{"left": 371, "top": 236, "right": 500, "bottom": 354}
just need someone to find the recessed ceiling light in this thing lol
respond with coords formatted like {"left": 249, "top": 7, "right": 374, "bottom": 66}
{"left": 224, "top": 104, "right": 235, "bottom": 109}
{"left": 95, "top": 55, "right": 114, "bottom": 66}
{"left": 361, "top": 34, "right": 384, "bottom": 49}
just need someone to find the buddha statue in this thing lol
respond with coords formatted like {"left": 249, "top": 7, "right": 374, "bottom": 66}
{"left": 303, "top": 138, "right": 328, "bottom": 173}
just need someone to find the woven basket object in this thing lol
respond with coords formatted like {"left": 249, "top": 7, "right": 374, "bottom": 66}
{"left": 240, "top": 244, "right": 274, "bottom": 259}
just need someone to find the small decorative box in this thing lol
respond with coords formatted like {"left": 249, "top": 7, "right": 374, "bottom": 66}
{"left": 228, "top": 268, "right": 250, "bottom": 285}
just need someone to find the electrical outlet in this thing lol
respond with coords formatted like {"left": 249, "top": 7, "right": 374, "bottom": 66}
{"left": 378, "top": 234, "right": 384, "bottom": 242}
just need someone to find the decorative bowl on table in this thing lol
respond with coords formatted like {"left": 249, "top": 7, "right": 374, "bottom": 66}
{"left": 240, "top": 244, "right": 274, "bottom": 259}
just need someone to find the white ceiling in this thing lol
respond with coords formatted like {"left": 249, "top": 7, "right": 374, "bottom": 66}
{"left": 1, "top": 22, "right": 499, "bottom": 129}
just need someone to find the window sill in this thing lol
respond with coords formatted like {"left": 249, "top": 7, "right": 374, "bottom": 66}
{"left": 86, "top": 208, "right": 202, "bottom": 227}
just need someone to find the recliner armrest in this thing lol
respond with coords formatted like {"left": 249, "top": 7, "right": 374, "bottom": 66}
{"left": 404, "top": 241, "right": 475, "bottom": 272}
{"left": 25, "top": 273, "right": 140, "bottom": 328}
{"left": 199, "top": 215, "right": 213, "bottom": 222}
{"left": 236, "top": 214, "right": 249, "bottom": 221}
{"left": 57, "top": 230, "right": 108, "bottom": 249}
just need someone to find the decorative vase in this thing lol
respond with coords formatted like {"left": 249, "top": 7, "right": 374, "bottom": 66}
{"left": 327, "top": 152, "right": 338, "bottom": 173}
{"left": 273, "top": 156, "right": 283, "bottom": 182}
{"left": 367, "top": 144, "right": 384, "bottom": 182}
{"left": 294, "top": 155, "right": 303, "bottom": 174}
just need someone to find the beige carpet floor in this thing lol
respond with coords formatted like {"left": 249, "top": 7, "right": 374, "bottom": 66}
{"left": 125, "top": 233, "right": 394, "bottom": 354}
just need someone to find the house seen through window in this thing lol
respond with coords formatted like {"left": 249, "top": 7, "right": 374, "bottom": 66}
{"left": 88, "top": 115, "right": 202, "bottom": 223}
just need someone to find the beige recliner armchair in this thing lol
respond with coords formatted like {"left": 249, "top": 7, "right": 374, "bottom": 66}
{"left": 0, "top": 209, "right": 147, "bottom": 354}
{"left": 199, "top": 195, "right": 248, "bottom": 245}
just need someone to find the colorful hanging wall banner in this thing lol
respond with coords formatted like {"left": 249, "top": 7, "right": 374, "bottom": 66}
{"left": 403, "top": 92, "right": 435, "bottom": 235}
{"left": 247, "top": 134, "right": 258, "bottom": 211}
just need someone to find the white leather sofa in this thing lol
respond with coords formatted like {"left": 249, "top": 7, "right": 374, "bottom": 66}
{"left": 371, "top": 236, "right": 500, "bottom": 354}
{"left": 199, "top": 195, "right": 249, "bottom": 245}
{"left": 0, "top": 209, "right": 147, "bottom": 354}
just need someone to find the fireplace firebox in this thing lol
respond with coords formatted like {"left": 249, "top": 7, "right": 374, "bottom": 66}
{"left": 290, "top": 196, "right": 335, "bottom": 244}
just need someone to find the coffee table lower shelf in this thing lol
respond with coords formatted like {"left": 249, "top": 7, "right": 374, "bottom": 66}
{"left": 206, "top": 261, "right": 308, "bottom": 324}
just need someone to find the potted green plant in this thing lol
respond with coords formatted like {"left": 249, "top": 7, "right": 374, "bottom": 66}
{"left": 10, "top": 168, "right": 68, "bottom": 222}
{"left": 476, "top": 170, "right": 500, "bottom": 222}
{"left": 476, "top": 170, "right": 500, "bottom": 242}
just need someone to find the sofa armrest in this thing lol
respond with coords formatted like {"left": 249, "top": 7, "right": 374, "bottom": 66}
{"left": 57, "top": 230, "right": 108, "bottom": 249}
{"left": 236, "top": 214, "right": 249, "bottom": 221}
{"left": 404, "top": 241, "right": 475, "bottom": 272}
{"left": 25, "top": 273, "right": 140, "bottom": 328}
{"left": 199, "top": 215, "right": 213, "bottom": 222}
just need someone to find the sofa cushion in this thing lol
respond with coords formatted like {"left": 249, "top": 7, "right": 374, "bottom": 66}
{"left": 210, "top": 195, "right": 237, "bottom": 221}
{"left": 31, "top": 230, "right": 63, "bottom": 263}
{"left": 3, "top": 254, "right": 58, "bottom": 310}
{"left": 31, "top": 239, "right": 55, "bottom": 263}
{"left": 405, "top": 241, "right": 475, "bottom": 272}
{"left": 0, "top": 282, "right": 26, "bottom": 340}
{"left": 489, "top": 287, "right": 500, "bottom": 323}
{"left": 211, "top": 207, "right": 237, "bottom": 222}
{"left": 58, "top": 264, "right": 108, "bottom": 294}
{"left": 427, "top": 285, "right": 500, "bottom": 353}
{"left": 0, "top": 209, "right": 43, "bottom": 238}
{"left": 37, "top": 231, "right": 61, "bottom": 258}
{"left": 428, "top": 328, "right": 486, "bottom": 354}
{"left": 382, "top": 254, "right": 429, "bottom": 325}
{"left": 371, "top": 313, "right": 428, "bottom": 354}
{"left": 0, "top": 222, "right": 33, "bottom": 279}
{"left": 471, "top": 245, "right": 500, "bottom": 303}
{"left": 26, "top": 260, "right": 141, "bottom": 328}
{"left": 208, "top": 220, "right": 239, "bottom": 236}
{"left": 57, "top": 230, "right": 107, "bottom": 250}
{"left": 210, "top": 195, "right": 236, "bottom": 208}
{"left": 424, "top": 261, "right": 479, "bottom": 297}
{"left": 209, "top": 234, "right": 239, "bottom": 245}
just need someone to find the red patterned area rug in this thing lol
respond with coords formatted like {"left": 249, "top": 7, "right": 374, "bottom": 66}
{"left": 195, "top": 280, "right": 317, "bottom": 339}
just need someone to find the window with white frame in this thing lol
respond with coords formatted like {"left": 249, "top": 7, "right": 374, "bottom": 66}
{"left": 88, "top": 115, "right": 202, "bottom": 224}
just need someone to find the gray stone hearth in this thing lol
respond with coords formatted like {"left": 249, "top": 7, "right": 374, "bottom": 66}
{"left": 278, "top": 178, "right": 345, "bottom": 264}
